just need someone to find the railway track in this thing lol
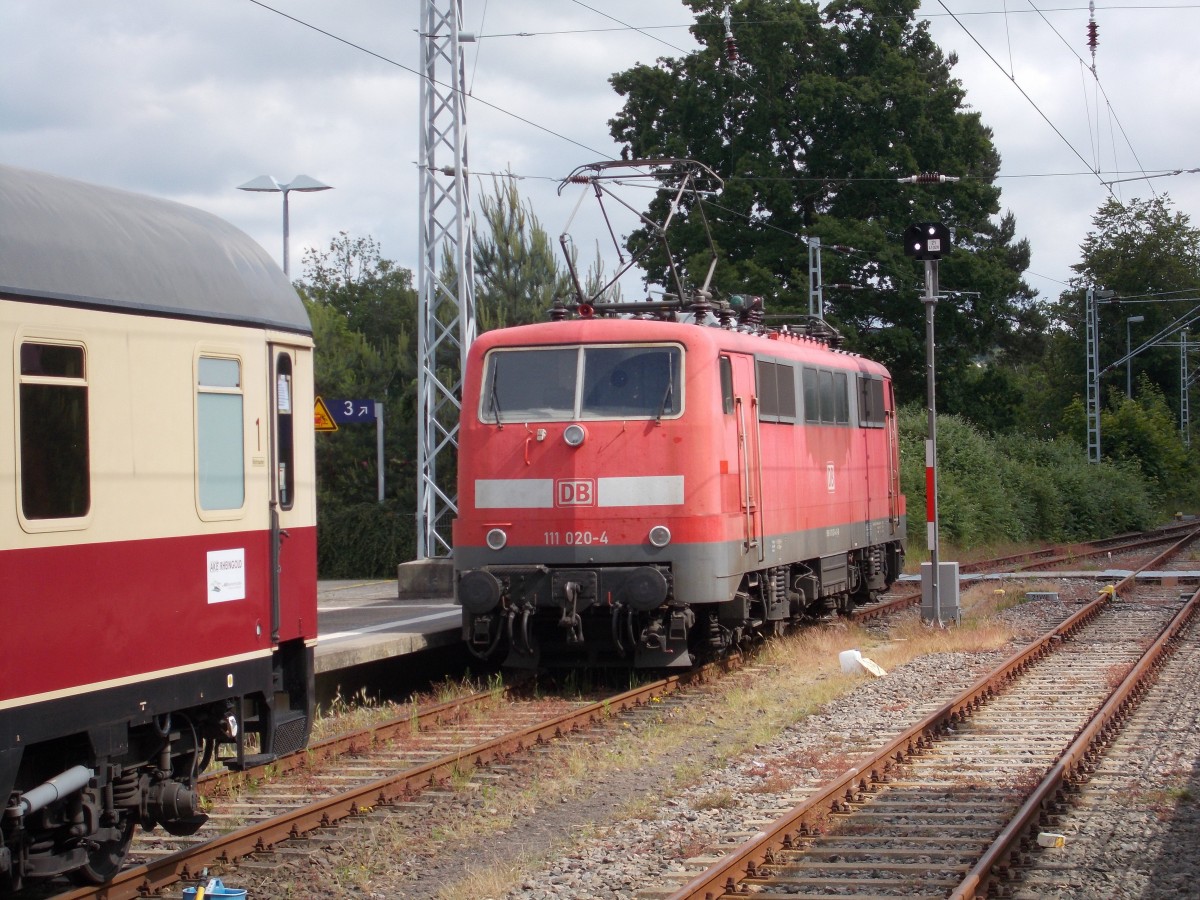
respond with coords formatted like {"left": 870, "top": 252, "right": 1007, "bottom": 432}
{"left": 45, "top": 666, "right": 727, "bottom": 899}
{"left": 666, "top": 527, "right": 1200, "bottom": 899}
{"left": 854, "top": 520, "right": 1197, "bottom": 621}
{"left": 31, "top": 523, "right": 1198, "bottom": 899}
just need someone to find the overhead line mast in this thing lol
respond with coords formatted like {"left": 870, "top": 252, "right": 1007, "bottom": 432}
{"left": 417, "top": 0, "right": 476, "bottom": 559}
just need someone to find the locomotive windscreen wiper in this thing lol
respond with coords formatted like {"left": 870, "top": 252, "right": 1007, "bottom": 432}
{"left": 488, "top": 360, "right": 503, "bottom": 426}
{"left": 656, "top": 352, "right": 674, "bottom": 421}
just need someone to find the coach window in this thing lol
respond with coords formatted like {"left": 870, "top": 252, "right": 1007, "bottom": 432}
{"left": 275, "top": 354, "right": 295, "bottom": 510}
{"left": 19, "top": 342, "right": 90, "bottom": 520}
{"left": 719, "top": 356, "right": 734, "bottom": 414}
{"left": 197, "top": 356, "right": 245, "bottom": 511}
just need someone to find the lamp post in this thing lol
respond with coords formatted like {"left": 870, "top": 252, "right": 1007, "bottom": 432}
{"left": 1126, "top": 315, "right": 1145, "bottom": 398}
{"left": 237, "top": 175, "right": 333, "bottom": 277}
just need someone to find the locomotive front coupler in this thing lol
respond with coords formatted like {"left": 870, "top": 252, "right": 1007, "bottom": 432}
{"left": 558, "top": 580, "right": 585, "bottom": 645}
{"left": 551, "top": 570, "right": 598, "bottom": 647}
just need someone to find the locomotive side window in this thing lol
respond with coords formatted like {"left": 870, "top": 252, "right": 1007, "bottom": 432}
{"left": 756, "top": 359, "right": 797, "bottom": 423}
{"left": 803, "top": 367, "right": 819, "bottom": 424}
{"left": 197, "top": 356, "right": 245, "bottom": 510}
{"left": 858, "top": 375, "right": 886, "bottom": 427}
{"left": 19, "top": 342, "right": 90, "bottom": 520}
{"left": 756, "top": 359, "right": 779, "bottom": 418}
{"left": 719, "top": 355, "right": 734, "bottom": 414}
{"left": 834, "top": 372, "right": 849, "bottom": 424}
{"left": 803, "top": 366, "right": 850, "bottom": 425}
{"left": 481, "top": 344, "right": 683, "bottom": 422}
{"left": 819, "top": 370, "right": 835, "bottom": 423}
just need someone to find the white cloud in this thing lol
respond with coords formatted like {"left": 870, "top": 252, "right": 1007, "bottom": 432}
{"left": 3, "top": 0, "right": 1198, "bottom": 303}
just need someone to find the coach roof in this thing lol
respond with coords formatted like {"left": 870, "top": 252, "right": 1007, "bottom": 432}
{"left": 0, "top": 163, "right": 310, "bottom": 334}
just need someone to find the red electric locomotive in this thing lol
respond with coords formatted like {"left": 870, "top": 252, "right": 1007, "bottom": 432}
{"left": 0, "top": 164, "right": 317, "bottom": 891}
{"left": 453, "top": 300, "right": 906, "bottom": 668}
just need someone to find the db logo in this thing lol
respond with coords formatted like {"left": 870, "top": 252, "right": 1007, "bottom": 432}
{"left": 557, "top": 479, "right": 595, "bottom": 506}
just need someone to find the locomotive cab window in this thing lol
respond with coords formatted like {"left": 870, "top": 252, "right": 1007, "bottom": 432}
{"left": 197, "top": 355, "right": 245, "bottom": 512}
{"left": 481, "top": 344, "right": 683, "bottom": 423}
{"left": 19, "top": 341, "right": 90, "bottom": 521}
{"left": 719, "top": 355, "right": 734, "bottom": 414}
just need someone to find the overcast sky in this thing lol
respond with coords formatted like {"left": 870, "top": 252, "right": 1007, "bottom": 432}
{"left": 4, "top": 1, "right": 1198, "bottom": 306}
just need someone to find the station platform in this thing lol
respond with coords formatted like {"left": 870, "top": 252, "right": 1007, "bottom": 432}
{"left": 315, "top": 568, "right": 1200, "bottom": 676}
{"left": 315, "top": 580, "right": 460, "bottom": 674}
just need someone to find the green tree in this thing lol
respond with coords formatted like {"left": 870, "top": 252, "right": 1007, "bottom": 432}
{"left": 471, "top": 173, "right": 621, "bottom": 329}
{"left": 607, "top": 0, "right": 1043, "bottom": 413}
{"left": 1052, "top": 195, "right": 1200, "bottom": 417}
{"left": 297, "top": 234, "right": 421, "bottom": 575}
{"left": 1101, "top": 376, "right": 1193, "bottom": 502}
{"left": 473, "top": 174, "right": 572, "bottom": 330}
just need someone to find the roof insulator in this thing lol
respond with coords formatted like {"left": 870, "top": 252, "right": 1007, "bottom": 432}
{"left": 723, "top": 5, "right": 739, "bottom": 62}
{"left": 1087, "top": 1, "right": 1099, "bottom": 72}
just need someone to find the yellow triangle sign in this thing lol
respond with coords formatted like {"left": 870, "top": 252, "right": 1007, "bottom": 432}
{"left": 313, "top": 396, "right": 338, "bottom": 432}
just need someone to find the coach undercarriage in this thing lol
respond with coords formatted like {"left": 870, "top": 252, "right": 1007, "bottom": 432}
{"left": 1, "top": 650, "right": 312, "bottom": 895}
{"left": 462, "top": 541, "right": 904, "bottom": 669}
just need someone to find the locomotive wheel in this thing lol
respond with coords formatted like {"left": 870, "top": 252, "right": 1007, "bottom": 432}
{"left": 68, "top": 820, "right": 135, "bottom": 886}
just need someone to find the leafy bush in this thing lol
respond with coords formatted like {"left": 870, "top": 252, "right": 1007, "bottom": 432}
{"left": 899, "top": 405, "right": 1157, "bottom": 550}
{"left": 317, "top": 500, "right": 416, "bottom": 579}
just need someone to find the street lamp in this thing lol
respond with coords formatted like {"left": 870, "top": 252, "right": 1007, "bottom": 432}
{"left": 237, "top": 175, "right": 333, "bottom": 277}
{"left": 1126, "top": 315, "right": 1145, "bottom": 398}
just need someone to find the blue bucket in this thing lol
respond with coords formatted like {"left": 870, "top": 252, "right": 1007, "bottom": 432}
{"left": 182, "top": 879, "right": 247, "bottom": 899}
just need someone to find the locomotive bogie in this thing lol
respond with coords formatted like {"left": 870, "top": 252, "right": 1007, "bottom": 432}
{"left": 0, "top": 165, "right": 318, "bottom": 892}
{"left": 454, "top": 318, "right": 906, "bottom": 669}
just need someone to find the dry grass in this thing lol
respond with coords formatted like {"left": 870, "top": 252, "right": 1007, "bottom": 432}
{"left": 321, "top": 591, "right": 1025, "bottom": 897}
{"left": 310, "top": 673, "right": 503, "bottom": 743}
{"left": 435, "top": 860, "right": 535, "bottom": 900}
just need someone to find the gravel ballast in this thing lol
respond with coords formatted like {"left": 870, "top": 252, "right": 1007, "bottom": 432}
{"left": 283, "top": 587, "right": 1200, "bottom": 899}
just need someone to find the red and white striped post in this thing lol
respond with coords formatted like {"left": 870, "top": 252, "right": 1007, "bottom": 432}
{"left": 922, "top": 256, "right": 942, "bottom": 622}
{"left": 902, "top": 219, "right": 954, "bottom": 625}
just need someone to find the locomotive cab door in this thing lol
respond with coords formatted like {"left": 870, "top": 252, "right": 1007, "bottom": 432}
{"left": 722, "top": 353, "right": 763, "bottom": 557}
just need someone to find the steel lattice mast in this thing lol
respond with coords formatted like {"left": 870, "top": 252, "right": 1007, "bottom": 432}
{"left": 417, "top": 0, "right": 475, "bottom": 558}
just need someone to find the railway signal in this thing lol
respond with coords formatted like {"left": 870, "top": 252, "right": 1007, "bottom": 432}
{"left": 902, "top": 222, "right": 951, "bottom": 261}
{"left": 901, "top": 218, "right": 960, "bottom": 625}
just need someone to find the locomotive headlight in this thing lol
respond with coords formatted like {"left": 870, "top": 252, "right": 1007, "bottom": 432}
{"left": 648, "top": 525, "right": 672, "bottom": 548}
{"left": 563, "top": 423, "right": 587, "bottom": 447}
{"left": 486, "top": 528, "right": 508, "bottom": 550}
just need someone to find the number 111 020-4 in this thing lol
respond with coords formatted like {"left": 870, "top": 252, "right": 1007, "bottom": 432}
{"left": 543, "top": 531, "right": 609, "bottom": 546}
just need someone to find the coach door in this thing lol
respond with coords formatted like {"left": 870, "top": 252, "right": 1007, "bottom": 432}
{"left": 724, "top": 353, "right": 763, "bottom": 558}
{"left": 267, "top": 342, "right": 309, "bottom": 644}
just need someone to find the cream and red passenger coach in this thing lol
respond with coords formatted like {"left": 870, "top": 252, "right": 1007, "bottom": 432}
{"left": 454, "top": 308, "right": 907, "bottom": 669}
{"left": 0, "top": 164, "right": 317, "bottom": 891}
